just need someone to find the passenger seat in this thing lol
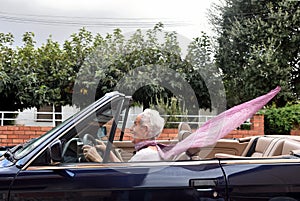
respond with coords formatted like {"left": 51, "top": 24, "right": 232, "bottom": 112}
{"left": 266, "top": 138, "right": 300, "bottom": 157}
{"left": 215, "top": 136, "right": 280, "bottom": 158}
{"left": 174, "top": 123, "right": 200, "bottom": 160}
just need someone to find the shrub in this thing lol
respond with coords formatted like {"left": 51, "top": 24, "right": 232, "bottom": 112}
{"left": 150, "top": 96, "right": 188, "bottom": 128}
{"left": 263, "top": 103, "right": 300, "bottom": 135}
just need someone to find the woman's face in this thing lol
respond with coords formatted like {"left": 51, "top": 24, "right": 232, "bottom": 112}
{"left": 130, "top": 115, "right": 148, "bottom": 140}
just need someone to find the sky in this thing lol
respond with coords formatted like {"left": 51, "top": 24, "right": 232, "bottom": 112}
{"left": 0, "top": 0, "right": 219, "bottom": 47}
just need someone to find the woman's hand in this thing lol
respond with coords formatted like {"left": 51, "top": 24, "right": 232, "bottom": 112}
{"left": 95, "top": 139, "right": 106, "bottom": 152}
{"left": 82, "top": 144, "right": 103, "bottom": 162}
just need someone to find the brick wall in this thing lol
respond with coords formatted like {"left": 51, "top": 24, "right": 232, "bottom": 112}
{"left": 1, "top": 114, "right": 298, "bottom": 147}
{"left": 223, "top": 114, "right": 265, "bottom": 139}
{"left": 0, "top": 126, "right": 52, "bottom": 146}
{"left": 291, "top": 129, "right": 300, "bottom": 136}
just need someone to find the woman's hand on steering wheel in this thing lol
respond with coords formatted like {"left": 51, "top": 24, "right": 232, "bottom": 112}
{"left": 82, "top": 134, "right": 106, "bottom": 162}
{"left": 82, "top": 145, "right": 103, "bottom": 162}
{"left": 94, "top": 139, "right": 106, "bottom": 152}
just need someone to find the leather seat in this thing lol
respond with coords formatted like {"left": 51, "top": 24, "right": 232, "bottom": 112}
{"left": 266, "top": 138, "right": 300, "bottom": 157}
{"left": 174, "top": 123, "right": 200, "bottom": 160}
{"left": 215, "top": 136, "right": 300, "bottom": 158}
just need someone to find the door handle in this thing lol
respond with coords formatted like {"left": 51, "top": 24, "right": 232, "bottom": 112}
{"left": 189, "top": 179, "right": 219, "bottom": 197}
{"left": 190, "top": 179, "right": 217, "bottom": 188}
{"left": 189, "top": 179, "right": 217, "bottom": 191}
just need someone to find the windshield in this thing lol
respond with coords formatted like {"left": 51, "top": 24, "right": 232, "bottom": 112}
{"left": 13, "top": 94, "right": 117, "bottom": 159}
{"left": 13, "top": 116, "right": 72, "bottom": 159}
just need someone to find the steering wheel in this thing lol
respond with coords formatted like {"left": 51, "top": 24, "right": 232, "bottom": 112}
{"left": 82, "top": 133, "right": 97, "bottom": 146}
{"left": 82, "top": 133, "right": 124, "bottom": 162}
{"left": 82, "top": 133, "right": 104, "bottom": 161}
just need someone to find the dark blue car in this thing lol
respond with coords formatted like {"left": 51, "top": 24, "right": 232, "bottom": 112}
{"left": 1, "top": 91, "right": 300, "bottom": 201}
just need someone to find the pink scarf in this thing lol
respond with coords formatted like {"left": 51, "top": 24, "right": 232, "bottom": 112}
{"left": 134, "top": 140, "right": 171, "bottom": 151}
{"left": 158, "top": 86, "right": 281, "bottom": 160}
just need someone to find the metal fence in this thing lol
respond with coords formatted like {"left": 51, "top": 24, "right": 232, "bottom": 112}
{"left": 0, "top": 111, "right": 69, "bottom": 127}
{"left": 0, "top": 111, "right": 215, "bottom": 128}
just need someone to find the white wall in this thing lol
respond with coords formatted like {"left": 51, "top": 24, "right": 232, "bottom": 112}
{"left": 16, "top": 106, "right": 80, "bottom": 126}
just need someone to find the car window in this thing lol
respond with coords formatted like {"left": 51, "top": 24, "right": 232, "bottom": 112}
{"left": 30, "top": 97, "right": 127, "bottom": 165}
{"left": 60, "top": 102, "right": 117, "bottom": 163}
{"left": 14, "top": 95, "right": 114, "bottom": 160}
{"left": 14, "top": 118, "right": 72, "bottom": 159}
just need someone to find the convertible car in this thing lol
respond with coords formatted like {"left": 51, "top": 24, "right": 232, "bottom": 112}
{"left": 1, "top": 91, "right": 300, "bottom": 201}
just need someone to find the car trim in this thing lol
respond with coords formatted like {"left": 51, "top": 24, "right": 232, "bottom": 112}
{"left": 219, "top": 157, "right": 300, "bottom": 165}
{"left": 25, "top": 160, "right": 221, "bottom": 171}
{"left": 24, "top": 157, "right": 300, "bottom": 171}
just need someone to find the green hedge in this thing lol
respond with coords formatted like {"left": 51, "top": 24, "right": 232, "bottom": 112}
{"left": 150, "top": 96, "right": 188, "bottom": 128}
{"left": 263, "top": 103, "right": 300, "bottom": 135}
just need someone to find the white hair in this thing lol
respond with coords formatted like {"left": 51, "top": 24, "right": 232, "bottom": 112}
{"left": 140, "top": 109, "right": 165, "bottom": 139}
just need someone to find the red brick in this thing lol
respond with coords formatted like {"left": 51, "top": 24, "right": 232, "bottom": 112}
{"left": 1, "top": 139, "right": 13, "bottom": 143}
{"left": 0, "top": 134, "right": 8, "bottom": 138}
{"left": 13, "top": 139, "right": 25, "bottom": 144}
{"left": 291, "top": 130, "right": 300, "bottom": 136}
{"left": 7, "top": 134, "right": 19, "bottom": 139}
{"left": 24, "top": 131, "right": 34, "bottom": 135}
{"left": 163, "top": 129, "right": 177, "bottom": 134}
{"left": 249, "top": 131, "right": 260, "bottom": 136}
{"left": 20, "top": 127, "right": 31, "bottom": 131}
{"left": 167, "top": 133, "right": 178, "bottom": 138}
{"left": 0, "top": 126, "right": 8, "bottom": 131}
{"left": 30, "top": 126, "right": 41, "bottom": 131}
{"left": 123, "top": 137, "right": 131, "bottom": 141}
{"left": 232, "top": 134, "right": 243, "bottom": 138}
{"left": 4, "top": 131, "right": 14, "bottom": 135}
{"left": 41, "top": 127, "right": 53, "bottom": 131}
{"left": 7, "top": 126, "right": 19, "bottom": 131}
{"left": 14, "top": 131, "right": 25, "bottom": 135}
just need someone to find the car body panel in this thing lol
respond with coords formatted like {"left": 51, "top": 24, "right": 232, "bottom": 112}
{"left": 221, "top": 158, "right": 300, "bottom": 200}
{"left": 10, "top": 161, "right": 226, "bottom": 201}
{"left": 0, "top": 165, "right": 20, "bottom": 201}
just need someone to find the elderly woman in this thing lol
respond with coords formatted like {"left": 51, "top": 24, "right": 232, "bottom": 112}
{"left": 83, "top": 109, "right": 165, "bottom": 162}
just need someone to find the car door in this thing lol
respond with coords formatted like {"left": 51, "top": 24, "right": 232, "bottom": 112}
{"left": 220, "top": 158, "right": 300, "bottom": 201}
{"left": 9, "top": 160, "right": 227, "bottom": 201}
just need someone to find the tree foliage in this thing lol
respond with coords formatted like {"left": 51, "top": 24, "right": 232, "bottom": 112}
{"left": 0, "top": 28, "right": 100, "bottom": 111}
{"left": 263, "top": 102, "right": 300, "bottom": 135}
{"left": 0, "top": 24, "right": 216, "bottom": 113}
{"left": 211, "top": 0, "right": 300, "bottom": 107}
{"left": 75, "top": 24, "right": 217, "bottom": 112}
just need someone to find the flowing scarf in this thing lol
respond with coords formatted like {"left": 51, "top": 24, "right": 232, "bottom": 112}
{"left": 155, "top": 86, "right": 281, "bottom": 160}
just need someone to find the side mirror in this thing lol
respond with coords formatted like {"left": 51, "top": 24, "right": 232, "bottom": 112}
{"left": 47, "top": 140, "right": 62, "bottom": 163}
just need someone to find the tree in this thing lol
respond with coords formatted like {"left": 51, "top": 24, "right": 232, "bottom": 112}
{"left": 0, "top": 32, "right": 18, "bottom": 111}
{"left": 0, "top": 24, "right": 216, "bottom": 116}
{"left": 74, "top": 24, "right": 200, "bottom": 112}
{"left": 0, "top": 28, "right": 101, "bottom": 112}
{"left": 211, "top": 0, "right": 300, "bottom": 107}
{"left": 185, "top": 32, "right": 226, "bottom": 112}
{"left": 0, "top": 32, "right": 41, "bottom": 111}
{"left": 75, "top": 24, "right": 218, "bottom": 114}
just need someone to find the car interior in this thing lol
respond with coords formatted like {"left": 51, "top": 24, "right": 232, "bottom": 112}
{"left": 31, "top": 94, "right": 300, "bottom": 165}
{"left": 56, "top": 105, "right": 300, "bottom": 163}
{"left": 32, "top": 120, "right": 300, "bottom": 166}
